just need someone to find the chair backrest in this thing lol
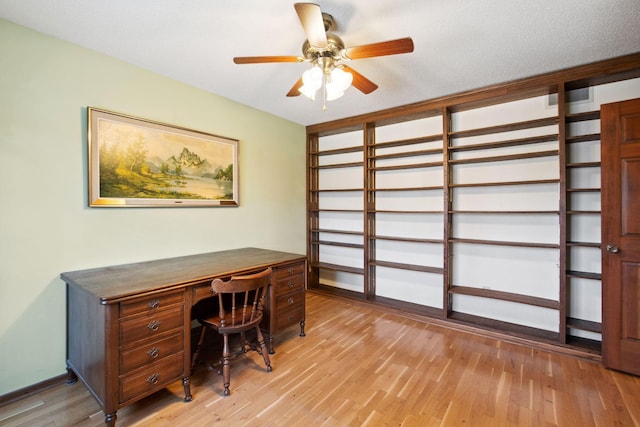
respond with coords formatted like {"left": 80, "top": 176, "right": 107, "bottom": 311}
{"left": 211, "top": 267, "right": 272, "bottom": 328}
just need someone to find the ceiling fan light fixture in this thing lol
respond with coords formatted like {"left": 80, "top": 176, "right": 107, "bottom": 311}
{"left": 325, "top": 87, "right": 344, "bottom": 101}
{"left": 302, "top": 65, "right": 323, "bottom": 88}
{"left": 330, "top": 67, "right": 352, "bottom": 91}
{"left": 234, "top": 4, "right": 414, "bottom": 107}
{"left": 299, "top": 63, "right": 352, "bottom": 102}
{"left": 299, "top": 84, "right": 317, "bottom": 100}
{"left": 299, "top": 65, "right": 323, "bottom": 100}
{"left": 325, "top": 67, "right": 352, "bottom": 101}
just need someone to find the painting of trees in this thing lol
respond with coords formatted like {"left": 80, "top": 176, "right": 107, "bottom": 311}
{"left": 89, "top": 108, "right": 238, "bottom": 206}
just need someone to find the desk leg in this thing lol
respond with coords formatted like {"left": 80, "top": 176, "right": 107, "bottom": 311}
{"left": 104, "top": 412, "right": 116, "bottom": 426}
{"left": 267, "top": 335, "right": 275, "bottom": 354}
{"left": 299, "top": 320, "right": 306, "bottom": 337}
{"left": 65, "top": 363, "right": 77, "bottom": 384}
{"left": 183, "top": 377, "right": 192, "bottom": 402}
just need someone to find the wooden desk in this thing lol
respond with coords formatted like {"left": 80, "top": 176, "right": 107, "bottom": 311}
{"left": 60, "top": 247, "right": 307, "bottom": 426}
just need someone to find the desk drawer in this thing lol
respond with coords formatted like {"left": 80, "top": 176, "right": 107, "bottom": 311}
{"left": 275, "top": 291, "right": 304, "bottom": 313}
{"left": 277, "top": 305, "right": 304, "bottom": 330}
{"left": 119, "top": 351, "right": 184, "bottom": 404}
{"left": 274, "top": 263, "right": 305, "bottom": 280}
{"left": 273, "top": 272, "right": 305, "bottom": 295}
{"left": 192, "top": 282, "right": 215, "bottom": 303}
{"left": 120, "top": 332, "right": 184, "bottom": 374}
{"left": 120, "top": 292, "right": 184, "bottom": 318}
{"left": 120, "top": 307, "right": 184, "bottom": 346}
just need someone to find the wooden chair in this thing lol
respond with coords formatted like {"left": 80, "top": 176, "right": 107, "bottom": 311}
{"left": 191, "top": 267, "right": 273, "bottom": 396}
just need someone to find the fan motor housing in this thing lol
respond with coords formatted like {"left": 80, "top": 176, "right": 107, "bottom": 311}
{"left": 302, "top": 32, "right": 345, "bottom": 61}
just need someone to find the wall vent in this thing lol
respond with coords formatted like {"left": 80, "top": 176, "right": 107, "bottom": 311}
{"left": 547, "top": 87, "right": 592, "bottom": 106}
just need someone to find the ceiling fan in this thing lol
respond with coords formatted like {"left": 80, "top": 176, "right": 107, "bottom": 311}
{"left": 233, "top": 3, "right": 414, "bottom": 106}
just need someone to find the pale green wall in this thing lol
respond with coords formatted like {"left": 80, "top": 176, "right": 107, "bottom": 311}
{"left": 0, "top": 19, "right": 306, "bottom": 395}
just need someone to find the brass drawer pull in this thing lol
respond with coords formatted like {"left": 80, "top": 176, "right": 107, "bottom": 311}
{"left": 288, "top": 267, "right": 294, "bottom": 274}
{"left": 288, "top": 297, "right": 295, "bottom": 305}
{"left": 288, "top": 281, "right": 294, "bottom": 288}
{"left": 148, "top": 299, "right": 160, "bottom": 309}
{"left": 147, "top": 320, "right": 160, "bottom": 331}
{"left": 147, "top": 373, "right": 159, "bottom": 384}
{"left": 147, "top": 347, "right": 160, "bottom": 359}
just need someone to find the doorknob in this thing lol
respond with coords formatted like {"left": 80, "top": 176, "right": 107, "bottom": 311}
{"left": 606, "top": 245, "right": 620, "bottom": 253}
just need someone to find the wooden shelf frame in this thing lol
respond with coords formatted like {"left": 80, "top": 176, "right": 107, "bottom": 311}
{"left": 306, "top": 53, "right": 640, "bottom": 354}
{"left": 310, "top": 145, "right": 363, "bottom": 156}
{"left": 310, "top": 240, "right": 365, "bottom": 249}
{"left": 449, "top": 210, "right": 560, "bottom": 215}
{"left": 567, "top": 187, "right": 601, "bottom": 193}
{"left": 372, "top": 235, "right": 444, "bottom": 244}
{"left": 449, "top": 237, "right": 560, "bottom": 249}
{"left": 311, "top": 228, "right": 364, "bottom": 236}
{"left": 449, "top": 134, "right": 558, "bottom": 152}
{"left": 563, "top": 85, "right": 605, "bottom": 341}
{"left": 369, "top": 185, "right": 444, "bottom": 192}
{"left": 373, "top": 134, "right": 444, "bottom": 149}
{"left": 566, "top": 161, "right": 601, "bottom": 168}
{"left": 448, "top": 116, "right": 559, "bottom": 138}
{"left": 565, "top": 110, "right": 600, "bottom": 123}
{"left": 368, "top": 209, "right": 444, "bottom": 214}
{"left": 371, "top": 146, "right": 443, "bottom": 160}
{"left": 567, "top": 210, "right": 601, "bottom": 215}
{"left": 567, "top": 317, "right": 602, "bottom": 334}
{"left": 449, "top": 149, "right": 559, "bottom": 165}
{"left": 566, "top": 133, "right": 601, "bottom": 144}
{"left": 371, "top": 260, "right": 444, "bottom": 275}
{"left": 449, "top": 178, "right": 560, "bottom": 188}
{"left": 566, "top": 270, "right": 602, "bottom": 281}
{"left": 371, "top": 161, "right": 444, "bottom": 171}
{"left": 311, "top": 188, "right": 363, "bottom": 193}
{"left": 311, "top": 261, "right": 364, "bottom": 276}
{"left": 312, "top": 162, "right": 364, "bottom": 170}
{"left": 309, "top": 208, "right": 364, "bottom": 213}
{"left": 567, "top": 241, "right": 601, "bottom": 248}
{"left": 449, "top": 285, "right": 560, "bottom": 310}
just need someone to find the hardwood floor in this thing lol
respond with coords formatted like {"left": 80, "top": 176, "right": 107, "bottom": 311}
{"left": 1, "top": 291, "right": 639, "bottom": 426}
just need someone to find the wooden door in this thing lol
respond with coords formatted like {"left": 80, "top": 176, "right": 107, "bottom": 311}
{"left": 601, "top": 97, "right": 640, "bottom": 376}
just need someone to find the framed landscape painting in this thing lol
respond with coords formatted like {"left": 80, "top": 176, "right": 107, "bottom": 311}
{"left": 88, "top": 108, "right": 239, "bottom": 207}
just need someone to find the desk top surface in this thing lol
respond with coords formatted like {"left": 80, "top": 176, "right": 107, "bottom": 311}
{"left": 60, "top": 247, "right": 306, "bottom": 303}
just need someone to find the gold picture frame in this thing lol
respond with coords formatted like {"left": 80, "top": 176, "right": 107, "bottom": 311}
{"left": 88, "top": 108, "right": 239, "bottom": 207}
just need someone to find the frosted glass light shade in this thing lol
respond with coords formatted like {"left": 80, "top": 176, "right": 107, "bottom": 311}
{"left": 325, "top": 67, "right": 353, "bottom": 100}
{"left": 300, "top": 66, "right": 323, "bottom": 100}
{"left": 330, "top": 67, "right": 353, "bottom": 91}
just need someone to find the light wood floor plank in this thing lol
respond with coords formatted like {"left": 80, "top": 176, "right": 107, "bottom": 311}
{"left": 1, "top": 291, "right": 639, "bottom": 426}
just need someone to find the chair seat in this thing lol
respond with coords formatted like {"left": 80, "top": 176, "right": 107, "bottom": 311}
{"left": 199, "top": 313, "right": 263, "bottom": 335}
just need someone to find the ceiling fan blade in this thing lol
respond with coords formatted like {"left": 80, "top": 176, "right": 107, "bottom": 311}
{"left": 344, "top": 37, "right": 414, "bottom": 60}
{"left": 343, "top": 66, "right": 378, "bottom": 94}
{"left": 294, "top": 3, "right": 328, "bottom": 48}
{"left": 287, "top": 78, "right": 304, "bottom": 97}
{"left": 233, "top": 56, "right": 302, "bottom": 64}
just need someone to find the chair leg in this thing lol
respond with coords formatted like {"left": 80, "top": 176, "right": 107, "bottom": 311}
{"left": 221, "top": 333, "right": 231, "bottom": 396}
{"left": 191, "top": 325, "right": 207, "bottom": 373}
{"left": 239, "top": 331, "right": 248, "bottom": 352}
{"left": 255, "top": 326, "right": 272, "bottom": 372}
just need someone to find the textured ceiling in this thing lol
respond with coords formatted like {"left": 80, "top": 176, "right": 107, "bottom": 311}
{"left": 1, "top": 0, "right": 639, "bottom": 126}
